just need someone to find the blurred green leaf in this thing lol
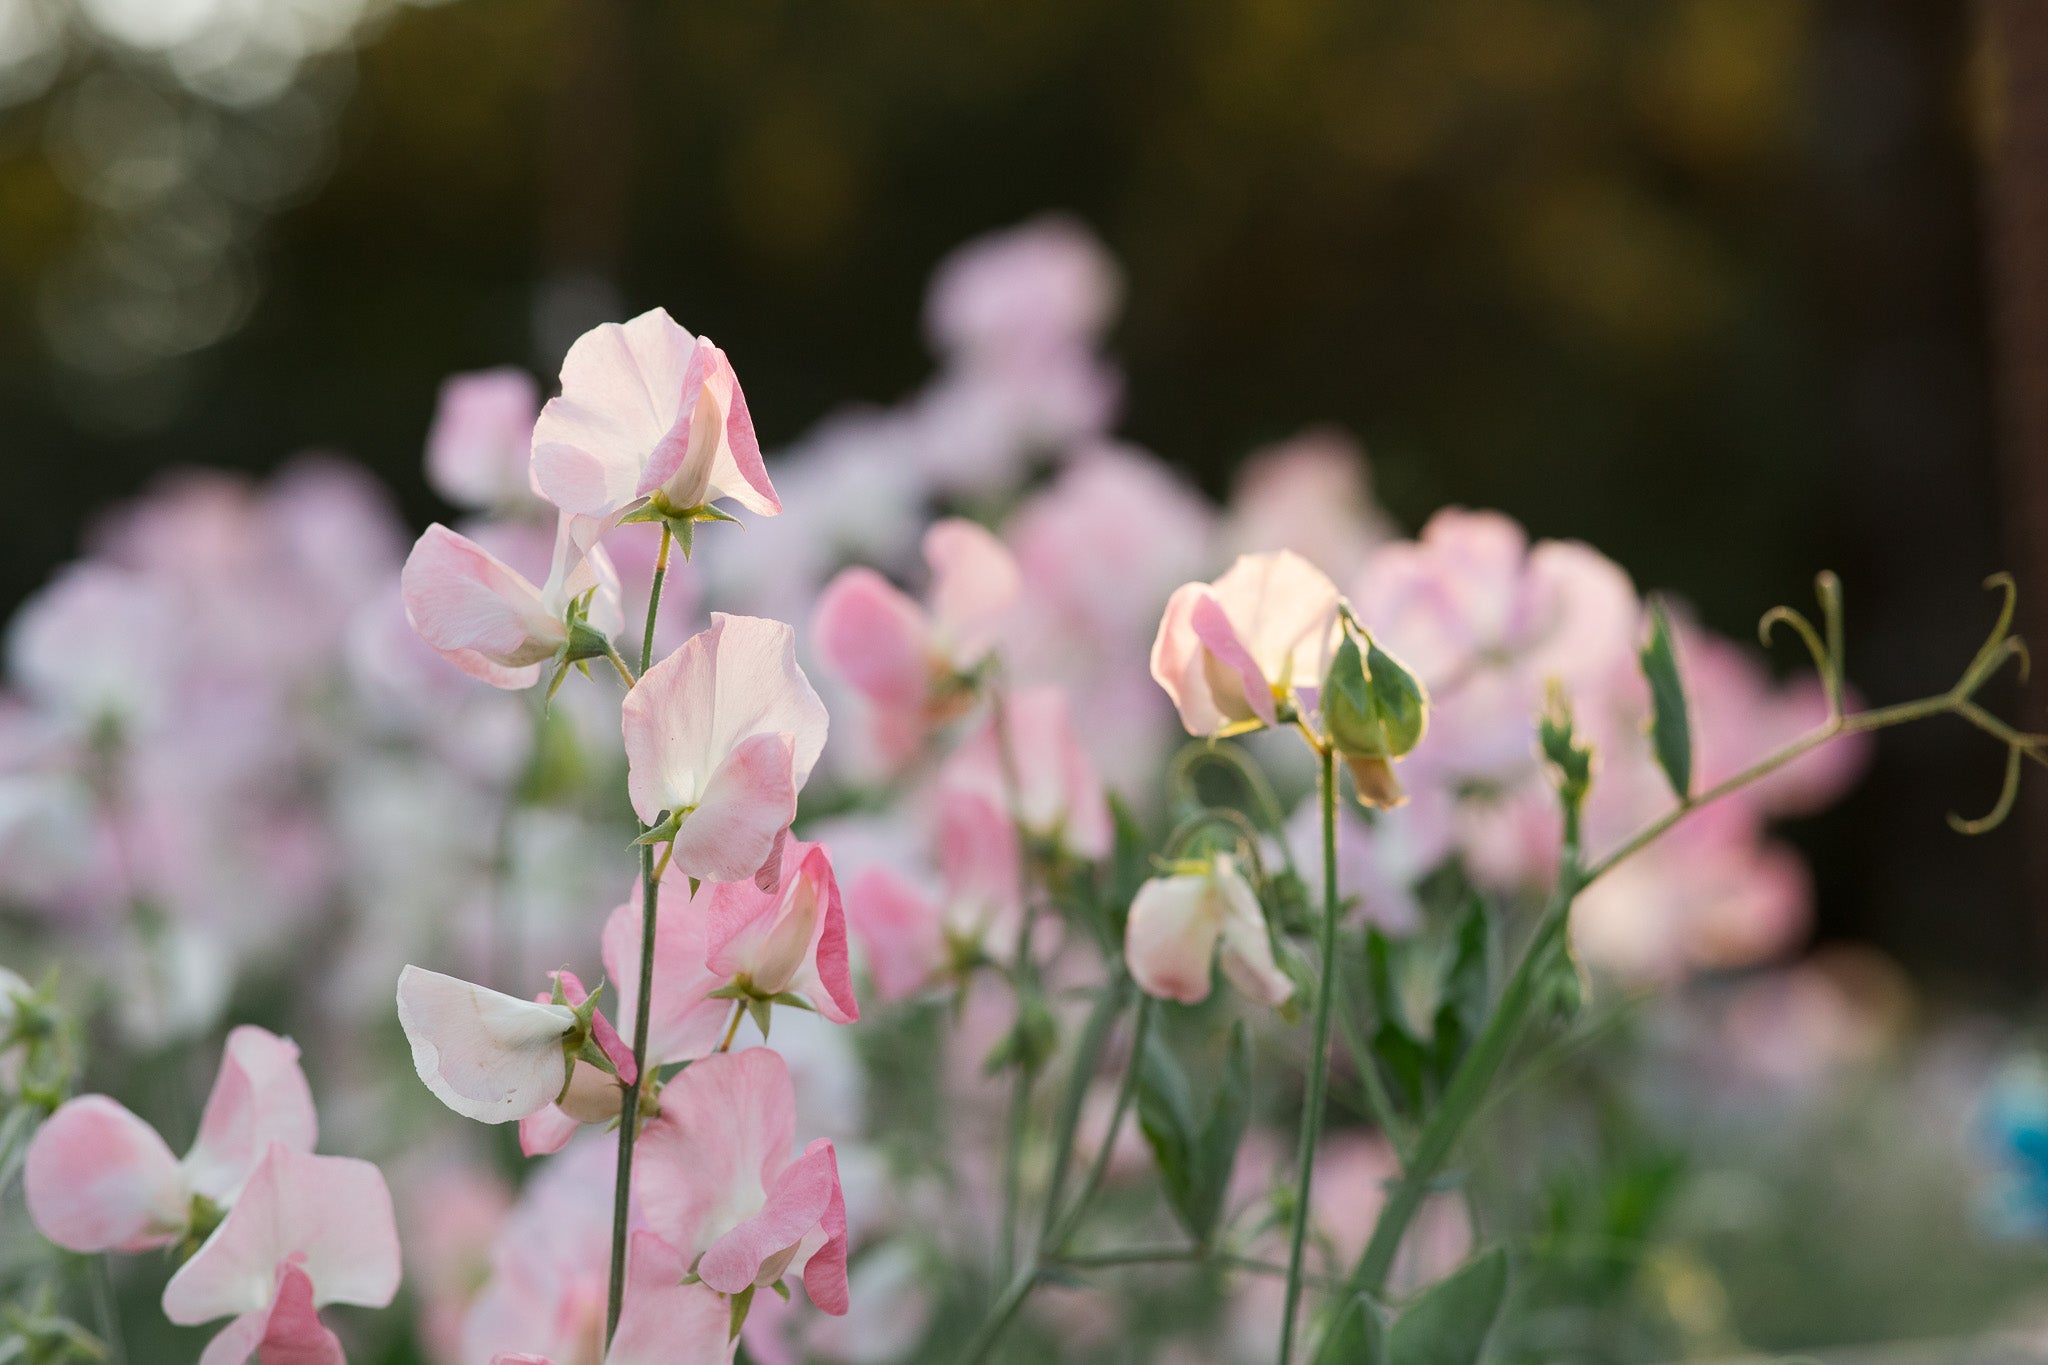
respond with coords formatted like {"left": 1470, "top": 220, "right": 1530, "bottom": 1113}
{"left": 1389, "top": 1248, "right": 1508, "bottom": 1365}
{"left": 1639, "top": 598, "right": 1693, "bottom": 800}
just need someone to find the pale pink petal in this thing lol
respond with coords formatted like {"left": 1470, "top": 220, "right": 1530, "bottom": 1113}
{"left": 639, "top": 339, "right": 781, "bottom": 517}
{"left": 844, "top": 867, "right": 945, "bottom": 1002}
{"left": 607, "top": 1232, "right": 741, "bottom": 1365}
{"left": 666, "top": 731, "right": 799, "bottom": 884}
{"left": 163, "top": 1144, "right": 400, "bottom": 1325}
{"left": 531, "top": 309, "right": 694, "bottom": 519}
{"left": 400, "top": 525, "right": 562, "bottom": 688}
{"left": 24, "top": 1095, "right": 187, "bottom": 1252}
{"left": 195, "top": 1308, "right": 271, "bottom": 1365}
{"left": 396, "top": 965, "right": 575, "bottom": 1123}
{"left": 1125, "top": 875, "right": 1221, "bottom": 1005}
{"left": 622, "top": 615, "right": 827, "bottom": 829}
{"left": 1207, "top": 549, "right": 1342, "bottom": 691}
{"left": 183, "top": 1026, "right": 318, "bottom": 1205}
{"left": 634, "top": 1050, "right": 795, "bottom": 1258}
{"left": 602, "top": 879, "right": 729, "bottom": 1068}
{"left": 813, "top": 569, "right": 931, "bottom": 709}
{"left": 1150, "top": 584, "right": 1230, "bottom": 736}
{"left": 923, "top": 518, "right": 1018, "bottom": 668}
{"left": 1213, "top": 863, "right": 1294, "bottom": 1008}
{"left": 800, "top": 1140, "right": 850, "bottom": 1315}
{"left": 698, "top": 1138, "right": 840, "bottom": 1295}
{"left": 517, "top": 1105, "right": 580, "bottom": 1158}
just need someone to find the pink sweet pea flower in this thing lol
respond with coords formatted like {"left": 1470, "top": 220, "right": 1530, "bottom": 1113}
{"left": 813, "top": 518, "right": 1020, "bottom": 768}
{"left": 705, "top": 839, "right": 858, "bottom": 1025}
{"left": 621, "top": 614, "right": 829, "bottom": 885}
{"left": 844, "top": 866, "right": 946, "bottom": 1004}
{"left": 637, "top": 1048, "right": 849, "bottom": 1316}
{"left": 845, "top": 791, "right": 1024, "bottom": 1002}
{"left": 521, "top": 880, "right": 732, "bottom": 1156}
{"left": 426, "top": 368, "right": 542, "bottom": 512}
{"left": 530, "top": 307, "right": 778, "bottom": 526}
{"left": 1151, "top": 550, "right": 1342, "bottom": 737}
{"left": 161, "top": 1142, "right": 400, "bottom": 1365}
{"left": 396, "top": 966, "right": 578, "bottom": 1124}
{"left": 942, "top": 687, "right": 1110, "bottom": 859}
{"left": 401, "top": 514, "right": 623, "bottom": 689}
{"left": 1125, "top": 855, "right": 1293, "bottom": 1008}
{"left": 25, "top": 1025, "right": 316, "bottom": 1253}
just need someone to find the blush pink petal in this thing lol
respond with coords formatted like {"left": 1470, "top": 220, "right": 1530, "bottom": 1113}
{"left": 813, "top": 569, "right": 931, "bottom": 710}
{"left": 1189, "top": 593, "right": 1275, "bottom": 727}
{"left": 163, "top": 1143, "right": 400, "bottom": 1328}
{"left": 666, "top": 730, "right": 800, "bottom": 885}
{"left": 634, "top": 1050, "right": 794, "bottom": 1258}
{"left": 24, "top": 1095, "right": 187, "bottom": 1252}
{"left": 602, "top": 879, "right": 730, "bottom": 1067}
{"left": 608, "top": 1232, "right": 741, "bottom": 1365}
{"left": 800, "top": 1142, "right": 850, "bottom": 1315}
{"left": 705, "top": 842, "right": 858, "bottom": 1024}
{"left": 697, "top": 1137, "right": 840, "bottom": 1294}
{"left": 242, "top": 1262, "right": 346, "bottom": 1365}
{"left": 396, "top": 965, "right": 576, "bottom": 1124}
{"left": 621, "top": 615, "right": 828, "bottom": 875}
{"left": 517, "top": 1105, "right": 581, "bottom": 1158}
{"left": 183, "top": 1025, "right": 318, "bottom": 1205}
{"left": 845, "top": 867, "right": 945, "bottom": 1002}
{"left": 634, "top": 338, "right": 780, "bottom": 517}
{"left": 401, "top": 524, "right": 564, "bottom": 687}
{"left": 923, "top": 518, "right": 1019, "bottom": 668}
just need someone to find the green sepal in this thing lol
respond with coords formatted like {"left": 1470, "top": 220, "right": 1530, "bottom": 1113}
{"left": 1364, "top": 635, "right": 1427, "bottom": 758}
{"left": 747, "top": 996, "right": 774, "bottom": 1040}
{"left": 769, "top": 1278, "right": 792, "bottom": 1302}
{"left": 634, "top": 810, "right": 685, "bottom": 846}
{"left": 1638, "top": 598, "right": 1693, "bottom": 801}
{"left": 727, "top": 1284, "right": 756, "bottom": 1341}
{"left": 1323, "top": 633, "right": 1380, "bottom": 755}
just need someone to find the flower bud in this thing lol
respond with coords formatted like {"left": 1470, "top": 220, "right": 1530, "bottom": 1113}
{"left": 1321, "top": 632, "right": 1428, "bottom": 809}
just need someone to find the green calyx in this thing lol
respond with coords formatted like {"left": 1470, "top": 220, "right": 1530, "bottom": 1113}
{"left": 1321, "top": 632, "right": 1429, "bottom": 761}
{"left": 618, "top": 494, "right": 742, "bottom": 560}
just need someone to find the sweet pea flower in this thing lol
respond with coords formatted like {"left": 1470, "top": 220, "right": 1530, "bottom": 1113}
{"left": 401, "top": 513, "right": 624, "bottom": 689}
{"left": 427, "top": 368, "right": 543, "bottom": 512}
{"left": 1151, "top": 551, "right": 1342, "bottom": 738}
{"left": 396, "top": 965, "right": 632, "bottom": 1125}
{"left": 705, "top": 838, "right": 859, "bottom": 1025}
{"left": 530, "top": 307, "right": 778, "bottom": 530}
{"left": 622, "top": 614, "right": 829, "bottom": 885}
{"left": 486, "top": 1233, "right": 738, "bottom": 1365}
{"left": 942, "top": 687, "right": 1110, "bottom": 859}
{"left": 25, "top": 1025, "right": 316, "bottom": 1253}
{"left": 521, "top": 879, "right": 732, "bottom": 1156}
{"left": 162, "top": 1142, "right": 401, "bottom": 1365}
{"left": 813, "top": 518, "right": 1019, "bottom": 767}
{"left": 637, "top": 1048, "right": 849, "bottom": 1317}
{"left": 1125, "top": 855, "right": 1293, "bottom": 1008}
{"left": 846, "top": 793, "right": 1020, "bottom": 1001}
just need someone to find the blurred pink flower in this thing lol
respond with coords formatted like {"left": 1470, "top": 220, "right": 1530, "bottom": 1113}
{"left": 622, "top": 614, "right": 829, "bottom": 884}
{"left": 942, "top": 687, "right": 1110, "bottom": 859}
{"left": 844, "top": 792, "right": 1021, "bottom": 1001}
{"left": 461, "top": 1137, "right": 613, "bottom": 1365}
{"left": 814, "top": 518, "right": 1019, "bottom": 768}
{"left": 25, "top": 1025, "right": 316, "bottom": 1253}
{"left": 925, "top": 215, "right": 1121, "bottom": 369}
{"left": 428, "top": 368, "right": 543, "bottom": 512}
{"left": 1223, "top": 429, "right": 1394, "bottom": 583}
{"left": 160, "top": 1142, "right": 400, "bottom": 1365}
{"left": 531, "top": 308, "right": 777, "bottom": 525}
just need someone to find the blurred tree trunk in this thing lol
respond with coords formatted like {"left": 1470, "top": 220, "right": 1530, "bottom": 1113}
{"left": 1985, "top": 0, "right": 2048, "bottom": 965}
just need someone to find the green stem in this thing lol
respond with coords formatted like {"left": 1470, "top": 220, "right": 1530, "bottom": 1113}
{"left": 1335, "top": 977, "right": 1413, "bottom": 1166}
{"left": 1277, "top": 744, "right": 1342, "bottom": 1365}
{"left": 1045, "top": 994, "right": 1152, "bottom": 1252}
{"left": 89, "top": 1254, "right": 125, "bottom": 1365}
{"left": 994, "top": 888, "right": 1041, "bottom": 1290}
{"left": 605, "top": 525, "right": 671, "bottom": 1348}
{"left": 0, "top": 1101, "right": 40, "bottom": 1199}
{"left": 1037, "top": 974, "right": 1129, "bottom": 1235}
{"left": 961, "top": 1263, "right": 1041, "bottom": 1365}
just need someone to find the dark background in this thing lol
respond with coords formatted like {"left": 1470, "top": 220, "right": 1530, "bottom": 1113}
{"left": 0, "top": 0, "right": 2029, "bottom": 990}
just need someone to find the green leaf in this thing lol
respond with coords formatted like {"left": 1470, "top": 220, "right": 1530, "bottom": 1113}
{"left": 1374, "top": 1020, "right": 1429, "bottom": 1112}
{"left": 1136, "top": 1025, "right": 1250, "bottom": 1242}
{"left": 1321, "top": 1294, "right": 1390, "bottom": 1365}
{"left": 1430, "top": 896, "right": 1490, "bottom": 1083}
{"left": 1639, "top": 598, "right": 1693, "bottom": 800}
{"left": 1388, "top": 1248, "right": 1508, "bottom": 1365}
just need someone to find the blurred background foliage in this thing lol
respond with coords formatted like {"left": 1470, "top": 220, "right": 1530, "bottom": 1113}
{"left": 0, "top": 0, "right": 2026, "bottom": 989}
